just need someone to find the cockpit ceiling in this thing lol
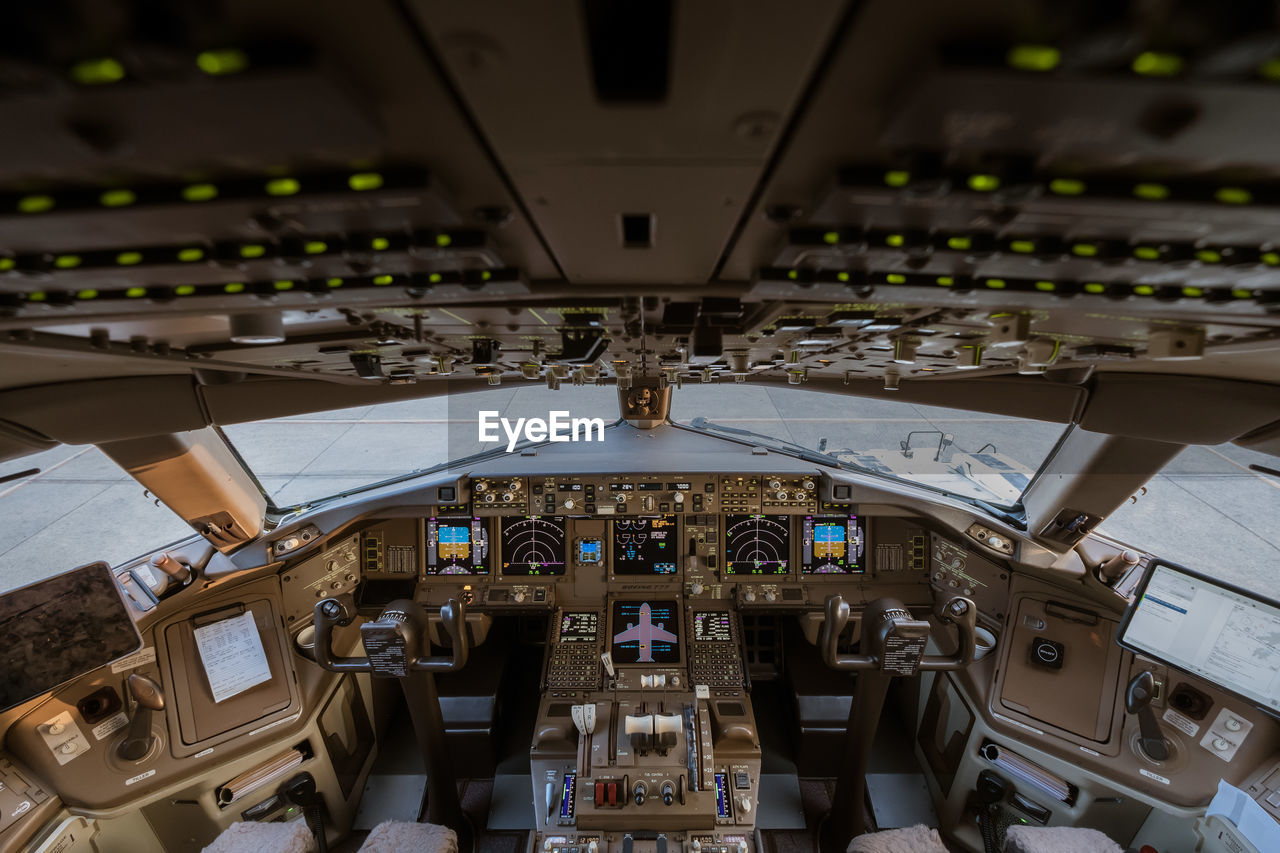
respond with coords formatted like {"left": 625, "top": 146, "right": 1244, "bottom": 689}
{"left": 2, "top": 0, "right": 1280, "bottom": 391}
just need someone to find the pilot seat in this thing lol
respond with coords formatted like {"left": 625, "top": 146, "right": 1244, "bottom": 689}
{"left": 848, "top": 824, "right": 1124, "bottom": 853}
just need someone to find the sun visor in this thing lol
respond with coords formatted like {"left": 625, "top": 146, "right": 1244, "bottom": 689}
{"left": 0, "top": 375, "right": 206, "bottom": 445}
{"left": 1080, "top": 374, "right": 1280, "bottom": 444}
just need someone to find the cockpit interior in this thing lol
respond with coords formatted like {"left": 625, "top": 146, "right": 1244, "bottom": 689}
{"left": 3, "top": 2, "right": 1280, "bottom": 852}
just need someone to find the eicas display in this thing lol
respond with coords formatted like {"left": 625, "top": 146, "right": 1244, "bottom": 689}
{"left": 612, "top": 516, "right": 678, "bottom": 575}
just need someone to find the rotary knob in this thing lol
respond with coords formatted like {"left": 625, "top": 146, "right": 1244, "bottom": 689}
{"left": 793, "top": 490, "right": 807, "bottom": 500}
{"left": 765, "top": 591, "right": 777, "bottom": 602}
{"left": 563, "top": 498, "right": 577, "bottom": 510}
{"left": 501, "top": 492, "right": 514, "bottom": 502}
{"left": 483, "top": 493, "right": 496, "bottom": 503}
{"left": 673, "top": 491, "right": 685, "bottom": 504}
{"left": 474, "top": 481, "right": 488, "bottom": 492}
{"left": 507, "top": 479, "right": 522, "bottom": 491}
{"left": 775, "top": 490, "right": 788, "bottom": 501}
{"left": 689, "top": 581, "right": 705, "bottom": 595}
{"left": 514, "top": 590, "right": 527, "bottom": 604}
{"left": 768, "top": 479, "right": 782, "bottom": 490}
{"left": 615, "top": 493, "right": 629, "bottom": 504}
{"left": 802, "top": 479, "right": 815, "bottom": 490}
{"left": 744, "top": 590, "right": 756, "bottom": 602}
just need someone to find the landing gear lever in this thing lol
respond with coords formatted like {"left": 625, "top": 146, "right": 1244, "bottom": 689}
{"left": 1125, "top": 671, "right": 1170, "bottom": 761}
{"left": 313, "top": 596, "right": 472, "bottom": 848}
{"left": 117, "top": 673, "right": 164, "bottom": 761}
{"left": 818, "top": 594, "right": 977, "bottom": 850}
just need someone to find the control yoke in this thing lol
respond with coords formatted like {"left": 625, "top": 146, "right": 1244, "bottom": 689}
{"left": 310, "top": 596, "right": 472, "bottom": 846}
{"left": 820, "top": 594, "right": 978, "bottom": 673}
{"left": 312, "top": 595, "right": 470, "bottom": 675}
{"left": 819, "top": 594, "right": 978, "bottom": 850}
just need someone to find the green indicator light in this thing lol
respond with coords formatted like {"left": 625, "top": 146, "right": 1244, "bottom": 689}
{"left": 240, "top": 244, "right": 266, "bottom": 259}
{"left": 886, "top": 273, "right": 906, "bottom": 284}
{"left": 1083, "top": 282, "right": 1106, "bottom": 294}
{"left": 0, "top": 257, "right": 13, "bottom": 271}
{"left": 18, "top": 195, "right": 54, "bottom": 214}
{"left": 1215, "top": 187, "right": 1251, "bottom": 205}
{"left": 936, "top": 276, "right": 954, "bottom": 286}
{"left": 1007, "top": 44, "right": 1060, "bottom": 72}
{"left": 348, "top": 172, "right": 384, "bottom": 191}
{"left": 1263, "top": 252, "right": 1280, "bottom": 266}
{"left": 885, "top": 233, "right": 904, "bottom": 248}
{"left": 837, "top": 272, "right": 850, "bottom": 282}
{"left": 1035, "top": 280, "right": 1056, "bottom": 292}
{"left": 947, "top": 236, "right": 971, "bottom": 251}
{"left": 327, "top": 277, "right": 344, "bottom": 288}
{"left": 183, "top": 183, "right": 218, "bottom": 202}
{"left": 481, "top": 270, "right": 491, "bottom": 281}
{"left": 100, "top": 189, "right": 136, "bottom": 207}
{"left": 175, "top": 285, "right": 196, "bottom": 296}
{"left": 274, "top": 280, "right": 294, "bottom": 291}
{"left": 967, "top": 174, "right": 1000, "bottom": 192}
{"left": 1233, "top": 288, "right": 1253, "bottom": 298}
{"left": 985, "top": 278, "right": 1007, "bottom": 289}
{"left": 54, "top": 254, "right": 82, "bottom": 269}
{"left": 436, "top": 233, "right": 453, "bottom": 248}
{"left": 75, "top": 289, "right": 98, "bottom": 300}
{"left": 1259, "top": 58, "right": 1280, "bottom": 81}
{"left": 1133, "top": 284, "right": 1155, "bottom": 296}
{"left": 27, "top": 291, "right": 46, "bottom": 302}
{"left": 371, "top": 237, "right": 390, "bottom": 251}
{"left": 70, "top": 57, "right": 125, "bottom": 85}
{"left": 116, "top": 251, "right": 142, "bottom": 266}
{"left": 1049, "top": 178, "right": 1085, "bottom": 196}
{"left": 224, "top": 282, "right": 245, "bottom": 293}
{"left": 1195, "top": 249, "right": 1221, "bottom": 263}
{"left": 1133, "top": 183, "right": 1169, "bottom": 200}
{"left": 787, "top": 270, "right": 798, "bottom": 280}
{"left": 265, "top": 177, "right": 300, "bottom": 196}
{"left": 178, "top": 247, "right": 204, "bottom": 262}
{"left": 1132, "top": 51, "right": 1183, "bottom": 77}
{"left": 126, "top": 287, "right": 147, "bottom": 298}
{"left": 373, "top": 274, "right": 393, "bottom": 285}
{"left": 884, "top": 170, "right": 910, "bottom": 187}
{"left": 822, "top": 231, "right": 839, "bottom": 245}
{"left": 1071, "top": 243, "right": 1098, "bottom": 257}
{"left": 304, "top": 241, "right": 328, "bottom": 255}
{"left": 1010, "top": 240, "right": 1035, "bottom": 254}
{"left": 1133, "top": 246, "right": 1160, "bottom": 260}
{"left": 196, "top": 49, "right": 249, "bottom": 76}
{"left": 429, "top": 273, "right": 443, "bottom": 283}
{"left": 1182, "top": 286, "right": 1204, "bottom": 297}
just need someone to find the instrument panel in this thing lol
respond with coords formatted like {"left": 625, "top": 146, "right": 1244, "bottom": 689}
{"left": 346, "top": 473, "right": 968, "bottom": 617}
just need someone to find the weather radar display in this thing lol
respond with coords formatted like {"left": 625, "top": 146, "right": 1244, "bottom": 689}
{"left": 500, "top": 516, "right": 567, "bottom": 575}
{"left": 724, "top": 514, "right": 790, "bottom": 575}
{"left": 800, "top": 514, "right": 865, "bottom": 574}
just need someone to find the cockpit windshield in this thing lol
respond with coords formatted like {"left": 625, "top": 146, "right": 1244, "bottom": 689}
{"left": 670, "top": 386, "right": 1067, "bottom": 509}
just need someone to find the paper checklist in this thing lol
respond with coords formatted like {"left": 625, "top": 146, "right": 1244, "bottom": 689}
{"left": 194, "top": 611, "right": 273, "bottom": 703}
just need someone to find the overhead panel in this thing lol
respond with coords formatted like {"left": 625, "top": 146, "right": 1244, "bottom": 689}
{"left": 409, "top": 0, "right": 845, "bottom": 283}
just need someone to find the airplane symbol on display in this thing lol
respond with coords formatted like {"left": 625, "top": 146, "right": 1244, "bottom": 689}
{"left": 612, "top": 602, "right": 678, "bottom": 663}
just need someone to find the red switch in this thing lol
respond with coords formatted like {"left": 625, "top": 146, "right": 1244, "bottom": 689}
{"left": 595, "top": 781, "right": 605, "bottom": 805}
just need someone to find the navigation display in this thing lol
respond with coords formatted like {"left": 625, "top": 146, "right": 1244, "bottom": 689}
{"left": 724, "top": 514, "right": 790, "bottom": 575}
{"left": 612, "top": 516, "right": 678, "bottom": 575}
{"left": 558, "top": 611, "right": 599, "bottom": 643}
{"left": 1120, "top": 561, "right": 1280, "bottom": 711}
{"left": 800, "top": 514, "right": 866, "bottom": 574}
{"left": 499, "top": 515, "right": 567, "bottom": 576}
{"left": 610, "top": 600, "right": 681, "bottom": 665}
{"left": 426, "top": 517, "right": 489, "bottom": 575}
{"left": 692, "top": 611, "right": 733, "bottom": 642}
